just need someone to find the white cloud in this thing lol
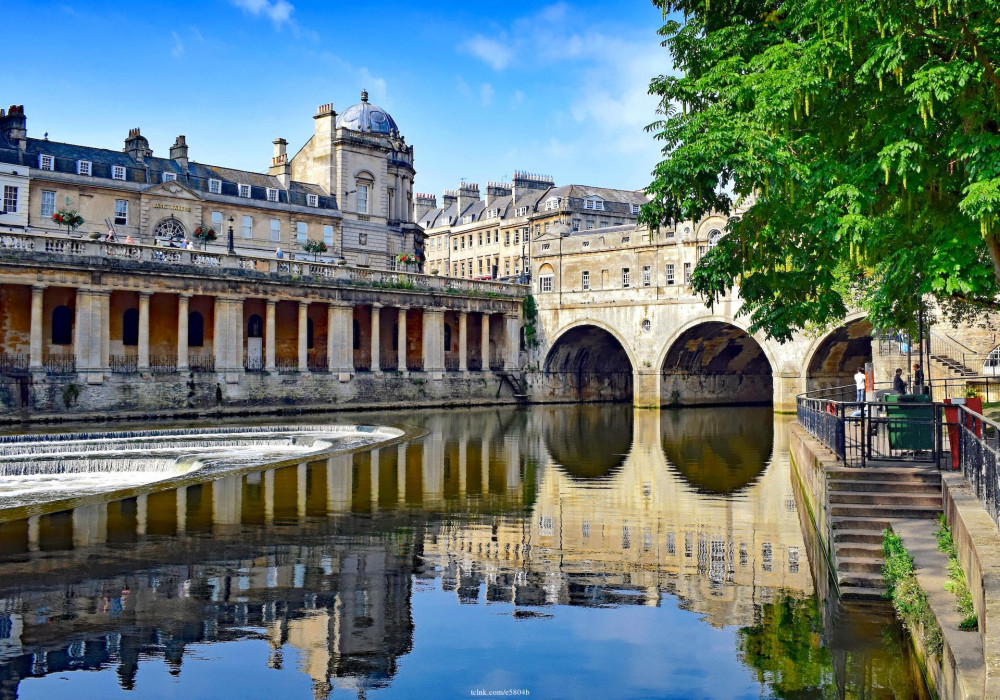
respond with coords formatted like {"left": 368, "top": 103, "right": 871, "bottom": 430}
{"left": 170, "top": 31, "right": 184, "bottom": 58}
{"left": 480, "top": 83, "right": 495, "bottom": 107}
{"left": 459, "top": 35, "right": 514, "bottom": 71}
{"left": 230, "top": 0, "right": 294, "bottom": 26}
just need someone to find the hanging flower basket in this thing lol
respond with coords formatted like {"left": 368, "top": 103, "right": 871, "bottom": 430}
{"left": 302, "top": 239, "right": 329, "bottom": 261}
{"left": 193, "top": 226, "right": 217, "bottom": 242}
{"left": 52, "top": 209, "right": 84, "bottom": 233}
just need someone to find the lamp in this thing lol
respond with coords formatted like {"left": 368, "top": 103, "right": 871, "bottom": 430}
{"left": 227, "top": 215, "right": 235, "bottom": 254}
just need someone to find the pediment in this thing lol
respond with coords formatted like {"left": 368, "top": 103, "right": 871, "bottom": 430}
{"left": 143, "top": 180, "right": 205, "bottom": 201}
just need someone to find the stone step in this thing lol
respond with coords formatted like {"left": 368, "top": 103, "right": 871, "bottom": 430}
{"left": 832, "top": 517, "right": 892, "bottom": 531}
{"left": 839, "top": 584, "right": 889, "bottom": 601}
{"left": 828, "top": 479, "right": 938, "bottom": 494}
{"left": 837, "top": 571, "right": 887, "bottom": 590}
{"left": 826, "top": 468, "right": 940, "bottom": 484}
{"left": 830, "top": 504, "right": 941, "bottom": 519}
{"left": 833, "top": 529, "right": 886, "bottom": 544}
{"left": 829, "top": 491, "right": 942, "bottom": 507}
{"left": 835, "top": 542, "right": 885, "bottom": 559}
{"left": 837, "top": 556, "right": 885, "bottom": 574}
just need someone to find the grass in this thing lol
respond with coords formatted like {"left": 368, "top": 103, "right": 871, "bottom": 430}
{"left": 935, "top": 515, "right": 979, "bottom": 631}
{"left": 882, "top": 528, "right": 944, "bottom": 657}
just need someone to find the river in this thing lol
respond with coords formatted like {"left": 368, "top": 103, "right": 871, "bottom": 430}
{"left": 0, "top": 405, "right": 928, "bottom": 699}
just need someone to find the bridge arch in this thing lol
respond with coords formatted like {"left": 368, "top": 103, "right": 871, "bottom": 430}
{"left": 657, "top": 317, "right": 775, "bottom": 406}
{"left": 543, "top": 320, "right": 635, "bottom": 402}
{"left": 803, "top": 315, "right": 873, "bottom": 392}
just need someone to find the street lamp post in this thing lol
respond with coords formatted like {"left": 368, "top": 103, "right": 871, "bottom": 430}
{"left": 227, "top": 216, "right": 235, "bottom": 255}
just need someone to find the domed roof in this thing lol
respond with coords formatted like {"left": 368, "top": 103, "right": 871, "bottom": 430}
{"left": 336, "top": 90, "right": 400, "bottom": 137}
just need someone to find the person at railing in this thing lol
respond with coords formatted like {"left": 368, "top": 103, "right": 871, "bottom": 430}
{"left": 124, "top": 234, "right": 134, "bottom": 245}
{"left": 185, "top": 239, "right": 194, "bottom": 250}
{"left": 913, "top": 363, "right": 925, "bottom": 394}
{"left": 893, "top": 368, "right": 907, "bottom": 394}
{"left": 105, "top": 230, "right": 116, "bottom": 243}
{"left": 854, "top": 366, "right": 866, "bottom": 402}
{"left": 275, "top": 246, "right": 283, "bottom": 259}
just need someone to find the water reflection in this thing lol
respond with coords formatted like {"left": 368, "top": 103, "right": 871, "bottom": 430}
{"left": 0, "top": 405, "right": 925, "bottom": 699}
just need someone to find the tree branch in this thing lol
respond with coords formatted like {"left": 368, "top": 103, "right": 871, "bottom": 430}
{"left": 960, "top": 20, "right": 1000, "bottom": 105}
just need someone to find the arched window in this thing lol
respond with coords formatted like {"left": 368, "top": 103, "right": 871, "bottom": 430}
{"left": 307, "top": 318, "right": 314, "bottom": 350}
{"left": 353, "top": 319, "right": 361, "bottom": 350}
{"left": 188, "top": 312, "right": 204, "bottom": 347}
{"left": 247, "top": 314, "right": 263, "bottom": 338}
{"left": 51, "top": 305, "right": 73, "bottom": 345}
{"left": 153, "top": 217, "right": 186, "bottom": 240}
{"left": 444, "top": 323, "right": 452, "bottom": 351}
{"left": 122, "top": 308, "right": 139, "bottom": 346}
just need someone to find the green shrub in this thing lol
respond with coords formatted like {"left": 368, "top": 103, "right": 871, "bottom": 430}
{"left": 882, "top": 529, "right": 943, "bottom": 656}
{"left": 935, "top": 517, "right": 979, "bottom": 631}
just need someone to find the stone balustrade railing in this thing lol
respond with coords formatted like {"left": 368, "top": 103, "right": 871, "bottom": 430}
{"left": 0, "top": 231, "right": 528, "bottom": 298}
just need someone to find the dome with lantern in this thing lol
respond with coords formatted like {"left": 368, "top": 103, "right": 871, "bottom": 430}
{"left": 335, "top": 90, "right": 400, "bottom": 137}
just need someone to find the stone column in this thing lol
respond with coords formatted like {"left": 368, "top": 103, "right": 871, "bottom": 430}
{"left": 265, "top": 300, "right": 277, "bottom": 372}
{"left": 504, "top": 312, "right": 520, "bottom": 370}
{"left": 328, "top": 302, "right": 352, "bottom": 379}
{"left": 327, "top": 455, "right": 352, "bottom": 512}
{"left": 397, "top": 443, "right": 407, "bottom": 504}
{"left": 481, "top": 312, "right": 490, "bottom": 372}
{"left": 422, "top": 308, "right": 445, "bottom": 375}
{"left": 214, "top": 297, "right": 244, "bottom": 381}
{"left": 28, "top": 285, "right": 44, "bottom": 370}
{"left": 75, "top": 290, "right": 110, "bottom": 383}
{"left": 177, "top": 294, "right": 190, "bottom": 370}
{"left": 458, "top": 311, "right": 468, "bottom": 372}
{"left": 176, "top": 486, "right": 187, "bottom": 534}
{"left": 137, "top": 292, "right": 150, "bottom": 370}
{"left": 263, "top": 470, "right": 275, "bottom": 524}
{"left": 397, "top": 307, "right": 408, "bottom": 373}
{"left": 371, "top": 304, "right": 382, "bottom": 374}
{"left": 297, "top": 301, "right": 309, "bottom": 372}
{"left": 370, "top": 448, "right": 380, "bottom": 510}
{"left": 296, "top": 463, "right": 307, "bottom": 519}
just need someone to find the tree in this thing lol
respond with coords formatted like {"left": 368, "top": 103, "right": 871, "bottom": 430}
{"left": 641, "top": 0, "right": 1000, "bottom": 341}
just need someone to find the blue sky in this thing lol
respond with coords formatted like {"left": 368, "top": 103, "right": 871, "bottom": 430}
{"left": 5, "top": 1, "right": 671, "bottom": 199}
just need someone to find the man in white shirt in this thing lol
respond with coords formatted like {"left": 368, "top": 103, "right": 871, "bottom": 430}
{"left": 854, "top": 367, "right": 866, "bottom": 402}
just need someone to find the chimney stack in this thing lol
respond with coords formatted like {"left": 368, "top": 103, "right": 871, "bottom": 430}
{"left": 169, "top": 135, "right": 189, "bottom": 169}
{"left": 441, "top": 189, "right": 458, "bottom": 209}
{"left": 314, "top": 102, "right": 337, "bottom": 137}
{"left": 414, "top": 193, "right": 437, "bottom": 222}
{"left": 124, "top": 128, "right": 152, "bottom": 161}
{"left": 457, "top": 182, "right": 480, "bottom": 215}
{"left": 485, "top": 181, "right": 512, "bottom": 207}
{"left": 269, "top": 137, "right": 291, "bottom": 187}
{"left": 0, "top": 106, "right": 27, "bottom": 150}
{"left": 512, "top": 171, "right": 554, "bottom": 206}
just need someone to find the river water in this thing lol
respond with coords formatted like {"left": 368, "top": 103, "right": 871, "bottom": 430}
{"left": 0, "top": 405, "right": 928, "bottom": 699}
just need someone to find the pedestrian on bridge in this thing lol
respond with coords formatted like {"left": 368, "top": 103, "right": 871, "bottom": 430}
{"left": 854, "top": 367, "right": 866, "bottom": 402}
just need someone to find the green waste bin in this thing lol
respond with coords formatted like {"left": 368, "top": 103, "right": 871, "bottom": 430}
{"left": 885, "top": 393, "right": 934, "bottom": 451}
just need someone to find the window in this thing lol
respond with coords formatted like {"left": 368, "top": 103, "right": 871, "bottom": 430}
{"left": 122, "top": 308, "right": 139, "bottom": 346}
{"left": 40, "top": 190, "right": 55, "bottom": 218}
{"left": 242, "top": 215, "right": 252, "bottom": 238}
{"left": 112, "top": 165, "right": 126, "bottom": 181}
{"left": 540, "top": 275, "right": 553, "bottom": 293}
{"left": 631, "top": 203, "right": 641, "bottom": 214}
{"left": 504, "top": 260, "right": 510, "bottom": 276}
{"left": 541, "top": 243, "right": 550, "bottom": 251}
{"left": 622, "top": 268, "right": 631, "bottom": 288}
{"left": 453, "top": 238, "right": 458, "bottom": 251}
{"left": 357, "top": 184, "right": 369, "bottom": 214}
{"left": 478, "top": 259, "right": 483, "bottom": 274}
{"left": 296, "top": 221, "right": 307, "bottom": 244}
{"left": 584, "top": 197, "right": 604, "bottom": 211}
{"left": 666, "top": 229, "right": 675, "bottom": 238}
{"left": 114, "top": 199, "right": 128, "bottom": 226}
{"left": 582, "top": 271, "right": 590, "bottom": 290}
{"left": 77, "top": 160, "right": 92, "bottom": 176}
{"left": 162, "top": 172, "right": 176, "bottom": 182}
{"left": 514, "top": 231, "right": 520, "bottom": 244}
{"left": 504, "top": 231, "right": 510, "bottom": 246}
{"left": 247, "top": 315, "right": 263, "bottom": 338}
{"left": 38, "top": 154, "right": 54, "bottom": 171}
{"left": 665, "top": 263, "right": 675, "bottom": 285}
{"left": 187, "top": 312, "right": 204, "bottom": 347}
{"left": 270, "top": 218, "right": 280, "bottom": 242}
{"left": 239, "top": 184, "right": 251, "bottom": 198}
{"left": 453, "top": 264, "right": 458, "bottom": 276}
{"left": 211, "top": 210, "right": 223, "bottom": 233}
{"left": 544, "top": 222, "right": 549, "bottom": 232}
{"left": 323, "top": 225, "right": 334, "bottom": 246}
{"left": 515, "top": 206, "right": 527, "bottom": 217}
{"left": 478, "top": 232, "right": 483, "bottom": 245}
{"left": 51, "top": 306, "right": 73, "bottom": 345}
{"left": 572, "top": 219, "right": 580, "bottom": 231}
{"left": 462, "top": 215, "right": 474, "bottom": 224}
{"left": 642, "top": 319, "right": 651, "bottom": 332}
{"left": 266, "top": 188, "right": 278, "bottom": 203}
{"left": 460, "top": 236, "right": 465, "bottom": 250}
{"left": 460, "top": 262, "right": 465, "bottom": 277}
{"left": 2, "top": 186, "right": 17, "bottom": 214}
{"left": 642, "top": 265, "right": 651, "bottom": 287}
{"left": 307, "top": 193, "right": 319, "bottom": 207}
{"left": 697, "top": 245, "right": 706, "bottom": 259}
{"left": 586, "top": 220, "right": 595, "bottom": 230}
{"left": 357, "top": 232, "right": 366, "bottom": 246}
{"left": 684, "top": 262, "right": 692, "bottom": 284}
{"left": 208, "top": 178, "right": 221, "bottom": 194}
{"left": 544, "top": 197, "right": 560, "bottom": 211}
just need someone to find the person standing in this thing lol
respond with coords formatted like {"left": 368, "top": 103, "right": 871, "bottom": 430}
{"left": 913, "top": 363, "right": 925, "bottom": 394}
{"left": 275, "top": 246, "right": 283, "bottom": 259}
{"left": 893, "top": 368, "right": 907, "bottom": 394}
{"left": 854, "top": 367, "right": 866, "bottom": 402}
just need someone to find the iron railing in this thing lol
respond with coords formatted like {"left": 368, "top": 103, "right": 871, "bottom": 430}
{"left": 307, "top": 352, "right": 328, "bottom": 373}
{"left": 353, "top": 349, "right": 371, "bottom": 372}
{"left": 0, "top": 353, "right": 29, "bottom": 375}
{"left": 489, "top": 351, "right": 505, "bottom": 372}
{"left": 188, "top": 354, "right": 215, "bottom": 372}
{"left": 468, "top": 357, "right": 483, "bottom": 372}
{"left": 43, "top": 353, "right": 75, "bottom": 374}
{"left": 275, "top": 356, "right": 298, "bottom": 372}
{"left": 956, "top": 405, "right": 999, "bottom": 527}
{"left": 444, "top": 356, "right": 460, "bottom": 372}
{"left": 109, "top": 355, "right": 138, "bottom": 374}
{"left": 244, "top": 355, "right": 265, "bottom": 373}
{"left": 380, "top": 351, "right": 398, "bottom": 371}
{"left": 149, "top": 355, "right": 177, "bottom": 373}
{"left": 406, "top": 356, "right": 423, "bottom": 372}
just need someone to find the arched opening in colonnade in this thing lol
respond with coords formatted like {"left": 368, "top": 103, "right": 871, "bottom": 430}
{"left": 543, "top": 324, "right": 633, "bottom": 402}
{"left": 806, "top": 318, "right": 873, "bottom": 392}
{"left": 660, "top": 322, "right": 773, "bottom": 406}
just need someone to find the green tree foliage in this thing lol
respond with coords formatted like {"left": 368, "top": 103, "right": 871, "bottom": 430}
{"left": 642, "top": 0, "right": 1000, "bottom": 340}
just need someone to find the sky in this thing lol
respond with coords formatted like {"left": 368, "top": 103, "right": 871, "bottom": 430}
{"left": 4, "top": 1, "right": 673, "bottom": 199}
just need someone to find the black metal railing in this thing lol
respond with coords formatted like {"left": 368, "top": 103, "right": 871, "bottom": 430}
{"left": 468, "top": 357, "right": 483, "bottom": 372}
{"left": 189, "top": 354, "right": 215, "bottom": 372}
{"left": 244, "top": 355, "right": 265, "bottom": 373}
{"left": 150, "top": 355, "right": 177, "bottom": 373}
{"left": 275, "top": 356, "right": 297, "bottom": 372}
{"left": 43, "top": 353, "right": 75, "bottom": 374}
{"left": 110, "top": 355, "right": 138, "bottom": 374}
{"left": 489, "top": 353, "right": 505, "bottom": 371}
{"left": 354, "top": 349, "right": 371, "bottom": 372}
{"left": 380, "top": 351, "right": 398, "bottom": 371}
{"left": 956, "top": 405, "right": 1000, "bottom": 527}
{"left": 0, "top": 353, "right": 29, "bottom": 375}
{"left": 307, "top": 352, "right": 328, "bottom": 373}
{"left": 406, "top": 357, "right": 423, "bottom": 372}
{"left": 444, "top": 356, "right": 460, "bottom": 372}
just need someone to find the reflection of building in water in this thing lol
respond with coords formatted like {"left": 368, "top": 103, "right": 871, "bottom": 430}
{"left": 425, "top": 409, "right": 810, "bottom": 626}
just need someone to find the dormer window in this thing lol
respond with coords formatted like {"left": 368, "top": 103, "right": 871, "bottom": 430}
{"left": 515, "top": 206, "right": 528, "bottom": 217}
{"left": 584, "top": 197, "right": 604, "bottom": 211}
{"left": 462, "top": 215, "right": 474, "bottom": 224}
{"left": 208, "top": 178, "right": 221, "bottom": 194}
{"left": 38, "top": 154, "right": 54, "bottom": 171}
{"left": 630, "top": 203, "right": 641, "bottom": 215}
{"left": 162, "top": 172, "right": 176, "bottom": 183}
{"left": 77, "top": 160, "right": 92, "bottom": 176}
{"left": 239, "top": 184, "right": 251, "bottom": 198}
{"left": 266, "top": 188, "right": 279, "bottom": 202}
{"left": 307, "top": 194, "right": 319, "bottom": 207}
{"left": 112, "top": 165, "right": 126, "bottom": 181}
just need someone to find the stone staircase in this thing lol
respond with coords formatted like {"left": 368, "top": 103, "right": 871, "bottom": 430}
{"left": 829, "top": 467, "right": 942, "bottom": 599}
{"left": 931, "top": 353, "right": 978, "bottom": 377}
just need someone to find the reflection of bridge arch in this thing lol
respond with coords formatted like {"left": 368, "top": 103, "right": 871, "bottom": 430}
{"left": 802, "top": 315, "right": 873, "bottom": 392}
{"left": 544, "top": 321, "right": 635, "bottom": 402}
{"left": 542, "top": 405, "right": 633, "bottom": 480}
{"left": 658, "top": 318, "right": 774, "bottom": 406}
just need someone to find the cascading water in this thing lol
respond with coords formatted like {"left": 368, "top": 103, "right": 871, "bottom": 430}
{"left": 0, "top": 424, "right": 401, "bottom": 510}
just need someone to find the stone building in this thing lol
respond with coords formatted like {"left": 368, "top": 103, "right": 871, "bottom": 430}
{"left": 420, "top": 172, "right": 648, "bottom": 281}
{"left": 0, "top": 95, "right": 421, "bottom": 269}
